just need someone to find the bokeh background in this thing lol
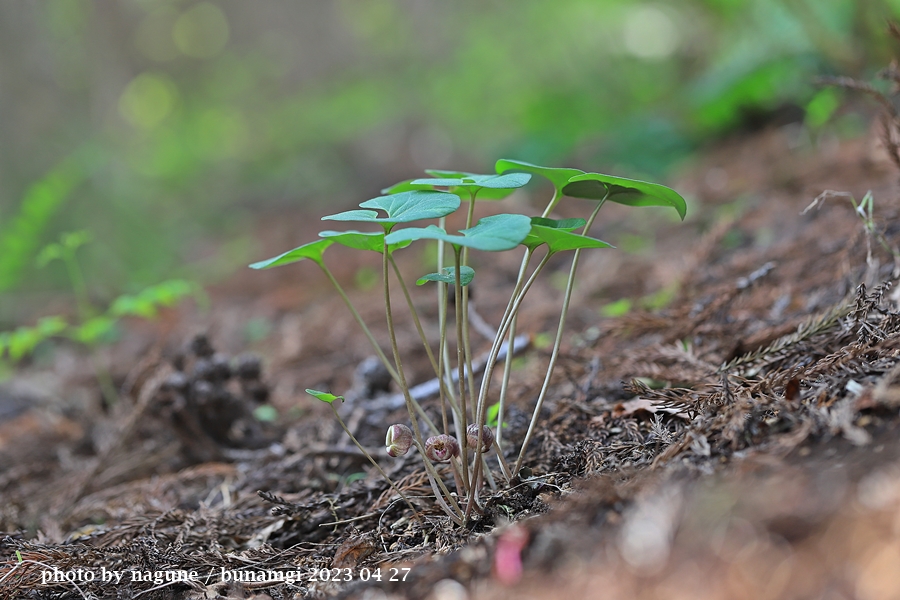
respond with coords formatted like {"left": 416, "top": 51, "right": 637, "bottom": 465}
{"left": 0, "top": 0, "right": 897, "bottom": 339}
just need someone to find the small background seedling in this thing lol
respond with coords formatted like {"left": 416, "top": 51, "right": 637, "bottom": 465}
{"left": 0, "top": 231, "right": 204, "bottom": 403}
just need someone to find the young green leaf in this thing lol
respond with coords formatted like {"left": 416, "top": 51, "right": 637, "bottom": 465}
{"left": 249, "top": 239, "right": 334, "bottom": 269}
{"left": 318, "top": 230, "right": 411, "bottom": 253}
{"left": 380, "top": 179, "right": 432, "bottom": 194}
{"left": 4, "top": 316, "right": 68, "bottom": 361}
{"left": 410, "top": 172, "right": 531, "bottom": 200}
{"left": 109, "top": 279, "right": 199, "bottom": 318}
{"left": 385, "top": 214, "right": 532, "bottom": 252}
{"left": 495, "top": 159, "right": 583, "bottom": 192}
{"left": 564, "top": 173, "right": 687, "bottom": 220}
{"left": 416, "top": 265, "right": 476, "bottom": 286}
{"left": 305, "top": 388, "right": 344, "bottom": 404}
{"left": 523, "top": 220, "right": 614, "bottom": 252}
{"left": 322, "top": 190, "right": 460, "bottom": 225}
{"left": 529, "top": 217, "right": 586, "bottom": 231}
{"left": 496, "top": 159, "right": 688, "bottom": 220}
{"left": 70, "top": 315, "right": 118, "bottom": 345}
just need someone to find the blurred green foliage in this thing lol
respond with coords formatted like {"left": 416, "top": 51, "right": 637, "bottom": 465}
{"left": 1, "top": 0, "right": 897, "bottom": 325}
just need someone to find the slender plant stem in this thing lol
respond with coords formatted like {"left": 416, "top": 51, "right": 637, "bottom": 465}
{"left": 436, "top": 217, "right": 460, "bottom": 436}
{"left": 463, "top": 448, "right": 483, "bottom": 523}
{"left": 329, "top": 404, "right": 421, "bottom": 521}
{"left": 493, "top": 247, "right": 534, "bottom": 452}
{"left": 386, "top": 256, "right": 462, "bottom": 437}
{"left": 412, "top": 439, "right": 464, "bottom": 520}
{"left": 513, "top": 195, "right": 608, "bottom": 475}
{"left": 476, "top": 251, "right": 553, "bottom": 423}
{"left": 389, "top": 256, "right": 458, "bottom": 410}
{"left": 491, "top": 186, "right": 560, "bottom": 460}
{"left": 453, "top": 247, "right": 470, "bottom": 490}
{"left": 492, "top": 438, "right": 513, "bottom": 481}
{"left": 381, "top": 238, "right": 427, "bottom": 450}
{"left": 461, "top": 195, "right": 477, "bottom": 420}
{"left": 317, "top": 261, "right": 400, "bottom": 384}
{"left": 464, "top": 250, "right": 552, "bottom": 506}
{"left": 379, "top": 238, "right": 459, "bottom": 519}
{"left": 423, "top": 467, "right": 464, "bottom": 525}
{"left": 438, "top": 283, "right": 451, "bottom": 435}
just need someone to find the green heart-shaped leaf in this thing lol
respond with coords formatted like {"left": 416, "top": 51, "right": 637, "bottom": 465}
{"left": 416, "top": 265, "right": 476, "bottom": 286}
{"left": 385, "top": 214, "right": 532, "bottom": 252}
{"left": 318, "top": 230, "right": 411, "bottom": 253}
{"left": 322, "top": 190, "right": 460, "bottom": 225}
{"left": 497, "top": 160, "right": 688, "bottom": 220}
{"left": 410, "top": 172, "right": 531, "bottom": 200}
{"left": 305, "top": 388, "right": 343, "bottom": 404}
{"left": 249, "top": 239, "right": 333, "bottom": 269}
{"left": 564, "top": 173, "right": 687, "bottom": 220}
{"left": 380, "top": 179, "right": 433, "bottom": 194}
{"left": 424, "top": 169, "right": 468, "bottom": 178}
{"left": 529, "top": 217, "right": 586, "bottom": 231}
{"left": 523, "top": 220, "right": 614, "bottom": 253}
{"left": 495, "top": 159, "right": 583, "bottom": 192}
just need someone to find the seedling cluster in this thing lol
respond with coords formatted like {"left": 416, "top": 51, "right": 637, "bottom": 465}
{"left": 251, "top": 159, "right": 686, "bottom": 526}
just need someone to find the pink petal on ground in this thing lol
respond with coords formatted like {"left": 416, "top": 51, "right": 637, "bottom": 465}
{"left": 494, "top": 525, "right": 530, "bottom": 586}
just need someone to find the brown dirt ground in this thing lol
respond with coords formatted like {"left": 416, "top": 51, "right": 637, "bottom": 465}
{"left": 3, "top": 117, "right": 900, "bottom": 599}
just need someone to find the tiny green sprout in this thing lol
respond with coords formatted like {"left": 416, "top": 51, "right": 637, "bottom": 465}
{"left": 305, "top": 388, "right": 343, "bottom": 404}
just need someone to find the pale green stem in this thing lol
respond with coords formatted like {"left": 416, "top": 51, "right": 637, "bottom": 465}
{"left": 437, "top": 217, "right": 460, "bottom": 435}
{"left": 513, "top": 195, "right": 608, "bottom": 475}
{"left": 463, "top": 448, "right": 483, "bottom": 523}
{"left": 477, "top": 251, "right": 553, "bottom": 420}
{"left": 464, "top": 250, "right": 552, "bottom": 502}
{"left": 461, "top": 195, "right": 477, "bottom": 415}
{"left": 492, "top": 189, "right": 561, "bottom": 443}
{"left": 389, "top": 256, "right": 459, "bottom": 417}
{"left": 329, "top": 403, "right": 421, "bottom": 521}
{"left": 494, "top": 247, "right": 534, "bottom": 452}
{"left": 318, "top": 261, "right": 400, "bottom": 384}
{"left": 381, "top": 238, "right": 429, "bottom": 455}
{"left": 453, "top": 247, "right": 470, "bottom": 489}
